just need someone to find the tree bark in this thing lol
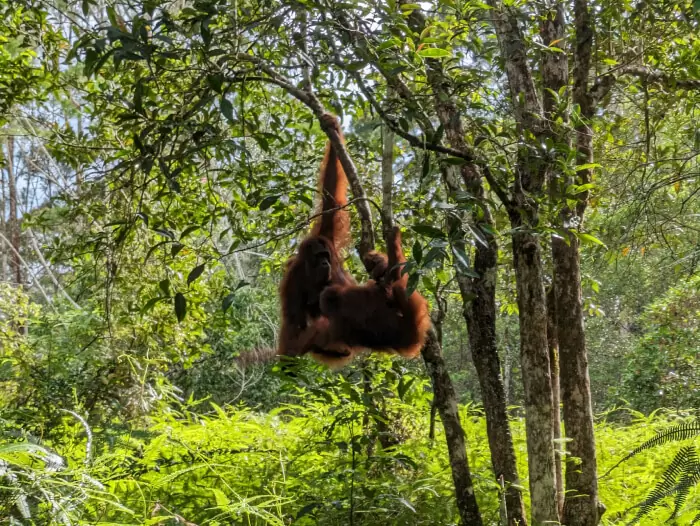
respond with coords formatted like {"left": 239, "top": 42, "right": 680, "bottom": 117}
{"left": 396, "top": 8, "right": 527, "bottom": 520}
{"left": 426, "top": 76, "right": 527, "bottom": 526}
{"left": 6, "top": 137, "right": 22, "bottom": 286}
{"left": 552, "top": 1, "right": 602, "bottom": 523}
{"left": 510, "top": 226, "right": 558, "bottom": 523}
{"left": 422, "top": 329, "right": 483, "bottom": 526}
{"left": 487, "top": 2, "right": 558, "bottom": 522}
{"left": 553, "top": 234, "right": 601, "bottom": 526}
{"left": 546, "top": 286, "right": 564, "bottom": 517}
{"left": 539, "top": 5, "right": 568, "bottom": 518}
{"left": 0, "top": 151, "right": 6, "bottom": 281}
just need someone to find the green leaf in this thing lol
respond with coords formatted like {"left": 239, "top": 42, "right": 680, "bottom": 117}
{"left": 575, "top": 163, "right": 602, "bottom": 172}
{"left": 222, "top": 293, "right": 236, "bottom": 312}
{"left": 452, "top": 245, "right": 479, "bottom": 277}
{"left": 159, "top": 278, "right": 171, "bottom": 297}
{"left": 145, "top": 241, "right": 168, "bottom": 263}
{"left": 578, "top": 232, "right": 606, "bottom": 247}
{"left": 174, "top": 292, "right": 187, "bottom": 322}
{"left": 207, "top": 73, "right": 224, "bottom": 94}
{"left": 259, "top": 195, "right": 279, "bottom": 210}
{"left": 212, "top": 488, "right": 229, "bottom": 507}
{"left": 422, "top": 153, "right": 431, "bottom": 179}
{"left": 412, "top": 241, "right": 423, "bottom": 264}
{"left": 187, "top": 264, "right": 206, "bottom": 285}
{"left": 254, "top": 135, "right": 270, "bottom": 152}
{"left": 141, "top": 297, "right": 165, "bottom": 313}
{"left": 412, "top": 224, "right": 446, "bottom": 239}
{"left": 422, "top": 246, "right": 446, "bottom": 268}
{"left": 417, "top": 48, "right": 451, "bottom": 59}
{"left": 171, "top": 243, "right": 184, "bottom": 257}
{"left": 154, "top": 228, "right": 174, "bottom": 239}
{"left": 133, "top": 78, "right": 144, "bottom": 114}
{"left": 220, "top": 97, "right": 234, "bottom": 122}
{"left": 180, "top": 225, "right": 201, "bottom": 239}
{"left": 397, "top": 377, "right": 415, "bottom": 400}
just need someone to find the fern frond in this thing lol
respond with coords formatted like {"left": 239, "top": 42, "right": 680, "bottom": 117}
{"left": 625, "top": 450, "right": 700, "bottom": 525}
{"left": 660, "top": 446, "right": 697, "bottom": 492}
{"left": 690, "top": 511, "right": 700, "bottom": 525}
{"left": 626, "top": 485, "right": 676, "bottom": 525}
{"left": 603, "top": 420, "right": 700, "bottom": 477}
{"left": 671, "top": 464, "right": 700, "bottom": 519}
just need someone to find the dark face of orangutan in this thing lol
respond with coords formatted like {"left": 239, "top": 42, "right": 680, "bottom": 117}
{"left": 303, "top": 238, "right": 333, "bottom": 287}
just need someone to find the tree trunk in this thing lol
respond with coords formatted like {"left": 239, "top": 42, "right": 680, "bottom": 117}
{"left": 402, "top": 12, "right": 526, "bottom": 516}
{"left": 422, "top": 329, "right": 483, "bottom": 526}
{"left": 0, "top": 152, "right": 6, "bottom": 281}
{"left": 6, "top": 137, "right": 22, "bottom": 286}
{"left": 437, "top": 116, "right": 526, "bottom": 526}
{"left": 487, "top": 1, "right": 559, "bottom": 521}
{"left": 553, "top": 235, "right": 601, "bottom": 526}
{"left": 554, "top": 1, "right": 603, "bottom": 523}
{"left": 546, "top": 286, "right": 564, "bottom": 517}
{"left": 511, "top": 226, "right": 558, "bottom": 523}
{"left": 539, "top": 4, "right": 568, "bottom": 518}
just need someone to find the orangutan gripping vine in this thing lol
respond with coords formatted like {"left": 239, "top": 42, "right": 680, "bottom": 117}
{"left": 276, "top": 114, "right": 357, "bottom": 367}
{"left": 277, "top": 115, "right": 431, "bottom": 369}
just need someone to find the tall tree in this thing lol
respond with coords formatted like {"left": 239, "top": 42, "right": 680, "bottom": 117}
{"left": 486, "top": 2, "right": 559, "bottom": 521}
{"left": 6, "top": 137, "right": 21, "bottom": 286}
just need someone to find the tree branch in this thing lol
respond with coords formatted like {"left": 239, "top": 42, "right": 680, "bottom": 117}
{"left": 230, "top": 53, "right": 375, "bottom": 256}
{"left": 591, "top": 65, "right": 700, "bottom": 105}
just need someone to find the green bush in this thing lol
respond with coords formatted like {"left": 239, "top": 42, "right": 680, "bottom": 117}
{"left": 622, "top": 275, "right": 700, "bottom": 413}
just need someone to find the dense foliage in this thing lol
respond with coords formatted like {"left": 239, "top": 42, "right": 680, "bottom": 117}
{"left": 2, "top": 0, "right": 700, "bottom": 523}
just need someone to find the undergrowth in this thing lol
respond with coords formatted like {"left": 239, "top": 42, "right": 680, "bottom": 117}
{"left": 1, "top": 400, "right": 697, "bottom": 525}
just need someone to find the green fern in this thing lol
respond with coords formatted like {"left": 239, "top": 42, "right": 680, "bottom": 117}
{"left": 671, "top": 465, "right": 700, "bottom": 519}
{"left": 608, "top": 420, "right": 700, "bottom": 524}
{"left": 603, "top": 419, "right": 700, "bottom": 478}
{"left": 625, "top": 446, "right": 699, "bottom": 524}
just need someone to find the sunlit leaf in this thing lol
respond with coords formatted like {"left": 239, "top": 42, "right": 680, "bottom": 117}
{"left": 417, "top": 48, "right": 451, "bottom": 58}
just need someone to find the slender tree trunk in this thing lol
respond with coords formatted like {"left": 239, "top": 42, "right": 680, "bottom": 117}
{"left": 399, "top": 8, "right": 526, "bottom": 518}
{"left": 553, "top": 234, "right": 601, "bottom": 525}
{"left": 0, "top": 152, "right": 6, "bottom": 281}
{"left": 6, "top": 137, "right": 21, "bottom": 286}
{"left": 553, "top": 1, "right": 602, "bottom": 523}
{"left": 510, "top": 225, "right": 558, "bottom": 523}
{"left": 422, "top": 329, "right": 483, "bottom": 526}
{"left": 487, "top": 1, "right": 558, "bottom": 521}
{"left": 546, "top": 286, "right": 564, "bottom": 516}
{"left": 433, "top": 106, "right": 526, "bottom": 526}
{"left": 539, "top": 5, "right": 568, "bottom": 518}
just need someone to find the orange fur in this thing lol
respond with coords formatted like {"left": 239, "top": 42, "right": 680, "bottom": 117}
{"left": 277, "top": 114, "right": 359, "bottom": 368}
{"left": 319, "top": 227, "right": 431, "bottom": 359}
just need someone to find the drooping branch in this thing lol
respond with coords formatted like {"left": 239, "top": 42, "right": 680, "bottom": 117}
{"left": 326, "top": 10, "right": 513, "bottom": 208}
{"left": 340, "top": 66, "right": 512, "bottom": 208}
{"left": 229, "top": 53, "right": 375, "bottom": 256}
